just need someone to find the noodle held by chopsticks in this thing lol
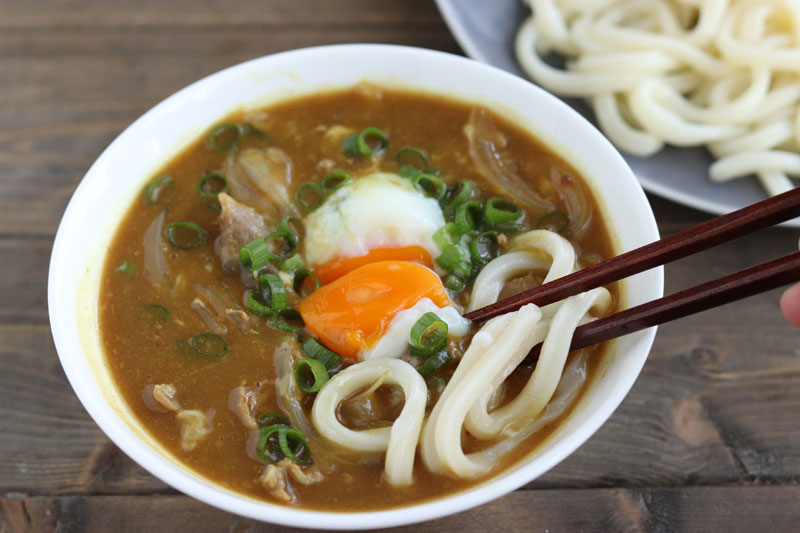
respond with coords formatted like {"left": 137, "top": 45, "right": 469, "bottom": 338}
{"left": 515, "top": 0, "right": 800, "bottom": 196}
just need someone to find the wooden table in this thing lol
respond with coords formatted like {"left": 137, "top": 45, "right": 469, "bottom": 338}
{"left": 2, "top": 1, "right": 799, "bottom": 531}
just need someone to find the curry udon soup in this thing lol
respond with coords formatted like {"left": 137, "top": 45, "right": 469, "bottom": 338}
{"left": 100, "top": 86, "right": 619, "bottom": 510}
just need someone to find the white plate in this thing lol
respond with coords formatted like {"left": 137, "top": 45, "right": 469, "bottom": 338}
{"left": 436, "top": 0, "right": 800, "bottom": 227}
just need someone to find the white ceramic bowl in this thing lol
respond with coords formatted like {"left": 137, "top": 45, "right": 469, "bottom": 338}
{"left": 48, "top": 44, "right": 663, "bottom": 529}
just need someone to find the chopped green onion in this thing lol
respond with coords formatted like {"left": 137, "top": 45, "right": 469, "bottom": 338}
{"left": 245, "top": 289, "right": 273, "bottom": 316}
{"left": 301, "top": 337, "right": 340, "bottom": 370}
{"left": 257, "top": 424, "right": 289, "bottom": 463}
{"left": 116, "top": 261, "right": 136, "bottom": 276}
{"left": 239, "top": 238, "right": 271, "bottom": 272}
{"left": 444, "top": 275, "right": 465, "bottom": 292}
{"left": 396, "top": 147, "right": 430, "bottom": 172}
{"left": 417, "top": 351, "right": 452, "bottom": 378}
{"left": 469, "top": 231, "right": 499, "bottom": 267}
{"left": 294, "top": 358, "right": 330, "bottom": 393}
{"left": 293, "top": 268, "right": 321, "bottom": 294}
{"left": 197, "top": 172, "right": 229, "bottom": 199}
{"left": 166, "top": 221, "right": 206, "bottom": 249}
{"left": 279, "top": 426, "right": 312, "bottom": 464}
{"left": 258, "top": 413, "right": 290, "bottom": 428}
{"left": 454, "top": 200, "right": 482, "bottom": 235}
{"left": 296, "top": 182, "right": 326, "bottom": 211}
{"left": 188, "top": 333, "right": 227, "bottom": 358}
{"left": 436, "top": 243, "right": 472, "bottom": 280}
{"left": 433, "top": 222, "right": 459, "bottom": 250}
{"left": 208, "top": 123, "right": 241, "bottom": 152}
{"left": 485, "top": 198, "right": 523, "bottom": 225}
{"left": 258, "top": 273, "right": 287, "bottom": 312}
{"left": 443, "top": 180, "right": 472, "bottom": 208}
{"left": 265, "top": 230, "right": 297, "bottom": 259}
{"left": 143, "top": 175, "right": 173, "bottom": 204}
{"left": 412, "top": 173, "right": 446, "bottom": 200}
{"left": 537, "top": 212, "right": 569, "bottom": 233}
{"left": 342, "top": 126, "right": 389, "bottom": 157}
{"left": 278, "top": 215, "right": 302, "bottom": 238}
{"left": 409, "top": 312, "right": 448, "bottom": 359}
{"left": 397, "top": 165, "right": 423, "bottom": 179}
{"left": 139, "top": 303, "right": 169, "bottom": 321}
{"left": 280, "top": 253, "right": 305, "bottom": 274}
{"left": 272, "top": 309, "right": 304, "bottom": 332}
{"left": 320, "top": 170, "right": 353, "bottom": 194}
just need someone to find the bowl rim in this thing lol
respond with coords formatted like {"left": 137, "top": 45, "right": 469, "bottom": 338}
{"left": 48, "top": 43, "right": 663, "bottom": 529}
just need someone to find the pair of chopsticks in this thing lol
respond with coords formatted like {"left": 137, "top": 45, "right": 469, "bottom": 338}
{"left": 463, "top": 187, "right": 800, "bottom": 357}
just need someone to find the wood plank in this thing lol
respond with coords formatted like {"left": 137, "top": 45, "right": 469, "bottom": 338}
{"left": 0, "top": 25, "right": 460, "bottom": 236}
{"left": 0, "top": 240, "right": 50, "bottom": 325}
{"left": 0, "top": 0, "right": 445, "bottom": 29}
{"left": 0, "top": 325, "right": 170, "bottom": 495}
{"left": 2, "top": 487, "right": 800, "bottom": 532}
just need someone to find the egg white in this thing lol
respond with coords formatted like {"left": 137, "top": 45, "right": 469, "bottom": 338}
{"left": 360, "top": 298, "right": 471, "bottom": 362}
{"left": 303, "top": 172, "right": 445, "bottom": 268}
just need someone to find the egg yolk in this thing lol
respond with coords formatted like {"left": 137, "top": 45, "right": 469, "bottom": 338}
{"left": 298, "top": 261, "right": 450, "bottom": 360}
{"left": 312, "top": 246, "right": 433, "bottom": 285}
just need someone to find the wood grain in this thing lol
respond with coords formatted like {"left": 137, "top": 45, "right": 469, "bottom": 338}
{"left": 3, "top": 487, "right": 800, "bottom": 533}
{"left": 4, "top": 0, "right": 800, "bottom": 530}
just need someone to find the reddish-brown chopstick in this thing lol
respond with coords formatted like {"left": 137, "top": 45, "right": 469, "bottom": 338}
{"left": 464, "top": 186, "right": 800, "bottom": 323}
{"left": 525, "top": 250, "right": 800, "bottom": 360}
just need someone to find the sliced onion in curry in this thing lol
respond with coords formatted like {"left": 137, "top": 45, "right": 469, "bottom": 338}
{"left": 142, "top": 210, "right": 171, "bottom": 288}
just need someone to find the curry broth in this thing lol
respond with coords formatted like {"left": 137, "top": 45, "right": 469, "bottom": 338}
{"left": 100, "top": 87, "right": 618, "bottom": 510}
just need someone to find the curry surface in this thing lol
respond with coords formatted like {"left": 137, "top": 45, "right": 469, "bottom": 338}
{"left": 100, "top": 87, "right": 618, "bottom": 511}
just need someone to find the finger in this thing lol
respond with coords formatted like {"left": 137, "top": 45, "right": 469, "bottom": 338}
{"left": 780, "top": 282, "right": 800, "bottom": 328}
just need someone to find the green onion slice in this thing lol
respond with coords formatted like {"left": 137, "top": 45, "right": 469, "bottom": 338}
{"left": 485, "top": 198, "right": 523, "bottom": 225}
{"left": 294, "top": 358, "right": 330, "bottom": 394}
{"left": 537, "top": 212, "right": 570, "bottom": 234}
{"left": 409, "top": 312, "right": 448, "bottom": 359}
{"left": 239, "top": 237, "right": 270, "bottom": 272}
{"left": 454, "top": 200, "right": 482, "bottom": 236}
{"left": 342, "top": 126, "right": 389, "bottom": 157}
{"left": 278, "top": 215, "right": 303, "bottom": 239}
{"left": 443, "top": 180, "right": 472, "bottom": 208}
{"left": 280, "top": 253, "right": 305, "bottom": 274}
{"left": 241, "top": 123, "right": 266, "bottom": 138}
{"left": 296, "top": 182, "right": 326, "bottom": 211}
{"left": 293, "top": 268, "right": 321, "bottom": 294}
{"left": 139, "top": 303, "right": 169, "bottom": 321}
{"left": 417, "top": 350, "right": 452, "bottom": 378}
{"left": 188, "top": 333, "right": 227, "bottom": 358}
{"left": 279, "top": 426, "right": 312, "bottom": 464}
{"left": 143, "top": 175, "right": 173, "bottom": 204}
{"left": 208, "top": 123, "right": 242, "bottom": 152}
{"left": 444, "top": 274, "right": 466, "bottom": 292}
{"left": 197, "top": 172, "right": 229, "bottom": 199}
{"left": 166, "top": 221, "right": 206, "bottom": 249}
{"left": 301, "top": 337, "right": 340, "bottom": 370}
{"left": 412, "top": 173, "right": 446, "bottom": 200}
{"left": 116, "top": 261, "right": 136, "bottom": 276}
{"left": 272, "top": 309, "right": 304, "bottom": 333}
{"left": 258, "top": 413, "right": 290, "bottom": 428}
{"left": 258, "top": 273, "right": 287, "bottom": 312}
{"left": 436, "top": 243, "right": 472, "bottom": 280}
{"left": 265, "top": 230, "right": 297, "bottom": 259}
{"left": 469, "top": 231, "right": 499, "bottom": 267}
{"left": 245, "top": 290, "right": 273, "bottom": 316}
{"left": 320, "top": 170, "right": 353, "bottom": 194}
{"left": 396, "top": 147, "right": 430, "bottom": 172}
{"left": 257, "top": 424, "right": 289, "bottom": 463}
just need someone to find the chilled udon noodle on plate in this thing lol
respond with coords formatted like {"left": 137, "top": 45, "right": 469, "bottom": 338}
{"left": 98, "top": 85, "right": 622, "bottom": 510}
{"left": 515, "top": 0, "right": 800, "bottom": 196}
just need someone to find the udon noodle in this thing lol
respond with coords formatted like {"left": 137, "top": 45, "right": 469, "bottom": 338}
{"left": 312, "top": 229, "right": 611, "bottom": 484}
{"left": 515, "top": 0, "right": 800, "bottom": 196}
